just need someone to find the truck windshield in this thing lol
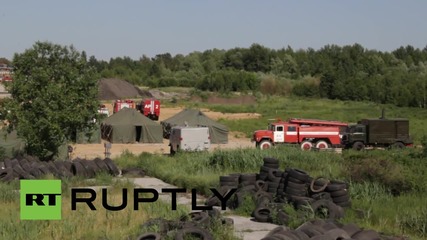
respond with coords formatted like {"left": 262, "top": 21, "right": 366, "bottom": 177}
{"left": 268, "top": 124, "right": 275, "bottom": 131}
{"left": 348, "top": 125, "right": 357, "bottom": 133}
{"left": 349, "top": 125, "right": 364, "bottom": 133}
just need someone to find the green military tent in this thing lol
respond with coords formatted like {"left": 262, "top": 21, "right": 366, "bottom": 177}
{"left": 161, "top": 109, "right": 229, "bottom": 144}
{"left": 101, "top": 108, "right": 163, "bottom": 143}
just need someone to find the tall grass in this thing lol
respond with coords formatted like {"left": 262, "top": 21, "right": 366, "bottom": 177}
{"left": 113, "top": 145, "right": 427, "bottom": 239}
{"left": 0, "top": 176, "right": 236, "bottom": 240}
{"left": 115, "top": 147, "right": 345, "bottom": 195}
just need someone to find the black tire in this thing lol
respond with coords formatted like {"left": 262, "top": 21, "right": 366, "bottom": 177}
{"left": 326, "top": 180, "right": 347, "bottom": 192}
{"left": 352, "top": 141, "right": 365, "bottom": 151}
{"left": 265, "top": 226, "right": 289, "bottom": 237}
{"left": 79, "top": 160, "right": 96, "bottom": 178}
{"left": 323, "top": 228, "right": 351, "bottom": 239}
{"left": 0, "top": 168, "right": 14, "bottom": 182}
{"left": 285, "top": 186, "right": 306, "bottom": 196}
{"left": 310, "top": 199, "right": 339, "bottom": 219}
{"left": 13, "top": 164, "right": 32, "bottom": 179}
{"left": 268, "top": 169, "right": 281, "bottom": 183}
{"left": 38, "top": 163, "right": 52, "bottom": 176}
{"left": 53, "top": 161, "right": 73, "bottom": 178}
{"left": 29, "top": 162, "right": 43, "bottom": 178}
{"left": 189, "top": 211, "right": 210, "bottom": 226}
{"left": 310, "top": 192, "right": 332, "bottom": 201}
{"left": 277, "top": 231, "right": 301, "bottom": 240}
{"left": 341, "top": 223, "right": 361, "bottom": 237}
{"left": 286, "top": 176, "right": 306, "bottom": 185}
{"left": 300, "top": 228, "right": 323, "bottom": 238}
{"left": 72, "top": 161, "right": 88, "bottom": 177}
{"left": 47, "top": 161, "right": 62, "bottom": 177}
{"left": 253, "top": 207, "right": 271, "bottom": 222}
{"left": 286, "top": 180, "right": 306, "bottom": 190}
{"left": 390, "top": 141, "right": 405, "bottom": 149}
{"left": 18, "top": 158, "right": 30, "bottom": 168}
{"left": 221, "top": 218, "right": 234, "bottom": 226}
{"left": 351, "top": 229, "right": 381, "bottom": 240}
{"left": 174, "top": 226, "right": 214, "bottom": 240}
{"left": 264, "top": 163, "right": 280, "bottom": 169}
{"left": 310, "top": 177, "right": 329, "bottom": 193}
{"left": 260, "top": 165, "right": 276, "bottom": 173}
{"left": 288, "top": 168, "right": 309, "bottom": 182}
{"left": 220, "top": 175, "right": 239, "bottom": 182}
{"left": 292, "top": 230, "right": 310, "bottom": 240}
{"left": 20, "top": 162, "right": 33, "bottom": 173}
{"left": 255, "top": 180, "right": 268, "bottom": 191}
{"left": 10, "top": 159, "right": 20, "bottom": 168}
{"left": 3, "top": 159, "right": 13, "bottom": 169}
{"left": 330, "top": 189, "right": 349, "bottom": 198}
{"left": 332, "top": 194, "right": 350, "bottom": 203}
{"left": 292, "top": 196, "right": 315, "bottom": 209}
{"left": 240, "top": 173, "right": 257, "bottom": 182}
{"left": 103, "top": 158, "right": 120, "bottom": 176}
{"left": 93, "top": 158, "right": 109, "bottom": 173}
{"left": 62, "top": 161, "right": 73, "bottom": 173}
{"left": 136, "top": 232, "right": 162, "bottom": 240}
{"left": 263, "top": 157, "right": 279, "bottom": 164}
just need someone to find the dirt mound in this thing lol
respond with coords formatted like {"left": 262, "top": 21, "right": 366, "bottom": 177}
{"left": 98, "top": 78, "right": 153, "bottom": 100}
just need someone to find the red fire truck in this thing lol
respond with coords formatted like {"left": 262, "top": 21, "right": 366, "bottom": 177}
{"left": 140, "top": 99, "right": 160, "bottom": 121}
{"left": 113, "top": 100, "right": 136, "bottom": 113}
{"left": 252, "top": 118, "right": 348, "bottom": 150}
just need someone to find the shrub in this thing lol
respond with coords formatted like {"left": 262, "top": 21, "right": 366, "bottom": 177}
{"left": 345, "top": 157, "right": 410, "bottom": 195}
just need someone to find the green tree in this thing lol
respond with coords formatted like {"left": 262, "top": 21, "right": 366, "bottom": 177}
{"left": 0, "top": 41, "right": 99, "bottom": 160}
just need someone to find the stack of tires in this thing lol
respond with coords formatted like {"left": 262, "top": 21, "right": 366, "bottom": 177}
{"left": 0, "top": 156, "right": 120, "bottom": 182}
{"left": 262, "top": 219, "right": 385, "bottom": 240}
{"left": 206, "top": 157, "right": 352, "bottom": 225}
{"left": 136, "top": 209, "right": 233, "bottom": 240}
{"left": 325, "top": 180, "right": 352, "bottom": 208}
{"left": 283, "top": 168, "right": 311, "bottom": 201}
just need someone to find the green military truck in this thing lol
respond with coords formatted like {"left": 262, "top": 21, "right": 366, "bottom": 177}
{"left": 341, "top": 118, "right": 413, "bottom": 150}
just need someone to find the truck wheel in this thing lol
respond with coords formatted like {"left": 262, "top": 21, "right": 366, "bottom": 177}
{"left": 391, "top": 142, "right": 405, "bottom": 149}
{"left": 259, "top": 140, "right": 272, "bottom": 150}
{"left": 352, "top": 142, "right": 365, "bottom": 151}
{"left": 301, "top": 141, "right": 313, "bottom": 151}
{"left": 315, "top": 140, "right": 329, "bottom": 149}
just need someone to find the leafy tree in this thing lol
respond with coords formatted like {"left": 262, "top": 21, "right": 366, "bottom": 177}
{"left": 0, "top": 41, "right": 99, "bottom": 160}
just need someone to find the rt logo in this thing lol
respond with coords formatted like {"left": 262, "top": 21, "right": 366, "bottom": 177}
{"left": 20, "top": 180, "right": 62, "bottom": 220}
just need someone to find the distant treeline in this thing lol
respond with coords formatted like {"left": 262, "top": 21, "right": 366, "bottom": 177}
{"left": 54, "top": 44, "right": 427, "bottom": 108}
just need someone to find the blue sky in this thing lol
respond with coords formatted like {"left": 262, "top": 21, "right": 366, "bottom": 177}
{"left": 1, "top": 0, "right": 426, "bottom": 61}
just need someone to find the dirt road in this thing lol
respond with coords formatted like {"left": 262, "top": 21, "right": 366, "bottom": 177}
{"left": 71, "top": 136, "right": 254, "bottom": 159}
{"left": 71, "top": 107, "right": 258, "bottom": 159}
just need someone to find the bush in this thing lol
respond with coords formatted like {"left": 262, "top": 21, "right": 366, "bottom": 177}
{"left": 345, "top": 156, "right": 410, "bottom": 195}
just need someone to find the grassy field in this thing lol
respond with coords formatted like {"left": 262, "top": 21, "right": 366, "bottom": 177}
{"left": 113, "top": 146, "right": 427, "bottom": 240}
{"left": 172, "top": 94, "right": 427, "bottom": 143}
{"left": 2, "top": 94, "right": 427, "bottom": 239}
{"left": 0, "top": 174, "right": 237, "bottom": 240}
